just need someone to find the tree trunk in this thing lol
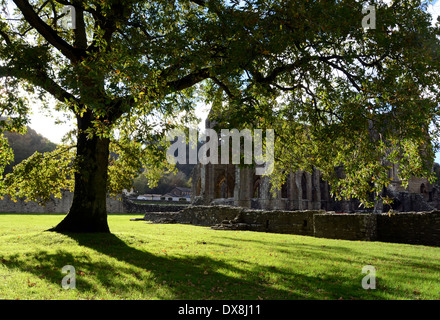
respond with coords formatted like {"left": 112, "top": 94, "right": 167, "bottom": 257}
{"left": 50, "top": 111, "right": 110, "bottom": 233}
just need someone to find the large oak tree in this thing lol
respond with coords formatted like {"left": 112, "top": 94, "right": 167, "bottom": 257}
{"left": 1, "top": 0, "right": 440, "bottom": 232}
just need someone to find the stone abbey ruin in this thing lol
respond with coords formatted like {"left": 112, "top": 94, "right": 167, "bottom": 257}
{"left": 191, "top": 159, "right": 438, "bottom": 213}
{"left": 183, "top": 113, "right": 440, "bottom": 246}
{"left": 191, "top": 113, "right": 439, "bottom": 214}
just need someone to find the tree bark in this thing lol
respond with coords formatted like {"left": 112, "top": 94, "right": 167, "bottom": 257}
{"left": 50, "top": 111, "right": 110, "bottom": 233}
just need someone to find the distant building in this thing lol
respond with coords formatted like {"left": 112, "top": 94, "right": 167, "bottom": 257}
{"left": 163, "top": 187, "right": 191, "bottom": 202}
{"left": 136, "top": 187, "right": 191, "bottom": 202}
{"left": 137, "top": 194, "right": 162, "bottom": 201}
{"left": 170, "top": 187, "right": 191, "bottom": 197}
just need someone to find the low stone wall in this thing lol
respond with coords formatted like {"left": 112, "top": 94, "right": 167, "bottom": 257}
{"left": 142, "top": 211, "right": 180, "bottom": 222}
{"left": 377, "top": 212, "right": 440, "bottom": 246}
{"left": 0, "top": 194, "right": 71, "bottom": 213}
{"left": 0, "top": 191, "right": 124, "bottom": 213}
{"left": 178, "top": 205, "right": 243, "bottom": 226}
{"left": 0, "top": 192, "right": 188, "bottom": 214}
{"left": 313, "top": 213, "right": 377, "bottom": 241}
{"left": 239, "top": 209, "right": 318, "bottom": 235}
{"left": 313, "top": 211, "right": 440, "bottom": 246}
{"left": 142, "top": 205, "right": 440, "bottom": 246}
{"left": 165, "top": 206, "right": 321, "bottom": 235}
{"left": 122, "top": 199, "right": 188, "bottom": 213}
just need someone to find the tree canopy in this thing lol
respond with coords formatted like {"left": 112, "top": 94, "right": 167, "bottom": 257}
{"left": 2, "top": 122, "right": 57, "bottom": 173}
{"left": 1, "top": 0, "right": 440, "bottom": 232}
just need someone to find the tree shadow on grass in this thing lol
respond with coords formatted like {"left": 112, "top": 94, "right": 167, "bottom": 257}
{"left": 212, "top": 233, "right": 440, "bottom": 299}
{"left": 3, "top": 250, "right": 97, "bottom": 295}
{"left": 55, "top": 232, "right": 297, "bottom": 299}
{"left": 2, "top": 230, "right": 391, "bottom": 300}
{"left": 59, "top": 232, "right": 391, "bottom": 299}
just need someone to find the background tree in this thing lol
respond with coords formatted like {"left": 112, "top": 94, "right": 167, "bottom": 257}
{"left": 1, "top": 0, "right": 440, "bottom": 232}
{"left": 133, "top": 169, "right": 191, "bottom": 196}
{"left": 1, "top": 122, "right": 57, "bottom": 174}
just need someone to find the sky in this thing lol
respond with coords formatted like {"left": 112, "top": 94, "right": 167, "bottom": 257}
{"left": 26, "top": 0, "right": 440, "bottom": 161}
{"left": 428, "top": 0, "right": 440, "bottom": 21}
{"left": 28, "top": 100, "right": 210, "bottom": 144}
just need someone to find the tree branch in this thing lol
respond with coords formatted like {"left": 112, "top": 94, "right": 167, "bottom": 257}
{"left": 0, "top": 30, "right": 12, "bottom": 45}
{"left": 166, "top": 67, "right": 211, "bottom": 92}
{"left": 116, "top": 67, "right": 212, "bottom": 119}
{"left": 72, "top": 2, "right": 87, "bottom": 50}
{"left": 0, "top": 66, "right": 79, "bottom": 106}
{"left": 252, "top": 53, "right": 364, "bottom": 93}
{"left": 210, "top": 76, "right": 236, "bottom": 99}
{"left": 251, "top": 56, "right": 313, "bottom": 84}
{"left": 318, "top": 56, "right": 363, "bottom": 92}
{"left": 188, "top": 0, "right": 206, "bottom": 6}
{"left": 12, "top": 0, "right": 81, "bottom": 62}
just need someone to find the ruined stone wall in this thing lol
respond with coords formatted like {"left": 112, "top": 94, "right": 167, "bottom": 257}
{"left": 308, "top": 211, "right": 440, "bottom": 245}
{"left": 178, "top": 205, "right": 243, "bottom": 226}
{"left": 0, "top": 191, "right": 124, "bottom": 213}
{"left": 313, "top": 213, "right": 378, "bottom": 241}
{"left": 376, "top": 212, "right": 440, "bottom": 246}
{"left": 312, "top": 211, "right": 440, "bottom": 246}
{"left": 122, "top": 199, "right": 188, "bottom": 214}
{"left": 239, "top": 209, "right": 317, "bottom": 235}
{"left": 0, "top": 192, "right": 192, "bottom": 214}
{"left": 178, "top": 206, "right": 320, "bottom": 235}
{"left": 142, "top": 205, "right": 440, "bottom": 246}
{"left": 0, "top": 194, "right": 72, "bottom": 213}
{"left": 143, "top": 205, "right": 320, "bottom": 235}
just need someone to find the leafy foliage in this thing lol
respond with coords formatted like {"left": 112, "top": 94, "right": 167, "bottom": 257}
{"left": 107, "top": 136, "right": 175, "bottom": 196}
{"left": 0, "top": 133, "right": 13, "bottom": 195}
{"left": 133, "top": 169, "right": 192, "bottom": 195}
{"left": 2, "top": 145, "right": 75, "bottom": 204}
{"left": 205, "top": 0, "right": 440, "bottom": 207}
{"left": 2, "top": 126, "right": 57, "bottom": 174}
{"left": 1, "top": 0, "right": 440, "bottom": 210}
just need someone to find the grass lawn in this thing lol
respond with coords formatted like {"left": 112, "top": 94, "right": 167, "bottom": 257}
{"left": 0, "top": 213, "right": 439, "bottom": 300}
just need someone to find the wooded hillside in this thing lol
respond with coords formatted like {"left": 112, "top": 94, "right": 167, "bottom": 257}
{"left": 3, "top": 127, "right": 57, "bottom": 174}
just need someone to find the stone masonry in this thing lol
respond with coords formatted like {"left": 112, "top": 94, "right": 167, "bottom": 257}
{"left": 143, "top": 205, "right": 440, "bottom": 246}
{"left": 0, "top": 190, "right": 124, "bottom": 213}
{"left": 191, "top": 111, "right": 436, "bottom": 213}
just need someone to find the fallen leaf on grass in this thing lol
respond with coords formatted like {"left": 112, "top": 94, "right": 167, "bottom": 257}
{"left": 27, "top": 279, "right": 36, "bottom": 287}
